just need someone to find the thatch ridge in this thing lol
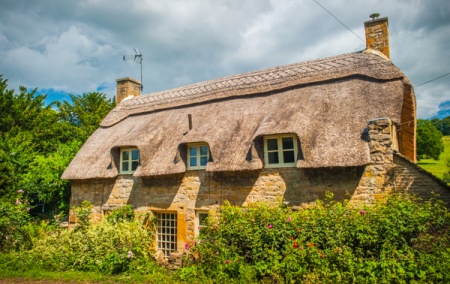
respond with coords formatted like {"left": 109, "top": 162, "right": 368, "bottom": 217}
{"left": 101, "top": 52, "right": 403, "bottom": 127}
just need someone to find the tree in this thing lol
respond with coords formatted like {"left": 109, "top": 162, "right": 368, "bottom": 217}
{"left": 416, "top": 119, "right": 444, "bottom": 160}
{"left": 0, "top": 75, "right": 115, "bottom": 215}
{"left": 56, "top": 92, "right": 115, "bottom": 141}
{"left": 431, "top": 116, "right": 450, "bottom": 136}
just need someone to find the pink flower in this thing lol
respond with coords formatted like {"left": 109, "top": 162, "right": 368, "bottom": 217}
{"left": 15, "top": 199, "right": 21, "bottom": 205}
{"left": 127, "top": 251, "right": 133, "bottom": 258}
{"left": 26, "top": 207, "right": 30, "bottom": 211}
{"left": 17, "top": 189, "right": 24, "bottom": 194}
{"left": 360, "top": 210, "right": 366, "bottom": 215}
{"left": 185, "top": 243, "right": 189, "bottom": 250}
{"left": 225, "top": 260, "right": 230, "bottom": 264}
{"left": 267, "top": 224, "right": 273, "bottom": 229}
{"left": 215, "top": 251, "right": 219, "bottom": 255}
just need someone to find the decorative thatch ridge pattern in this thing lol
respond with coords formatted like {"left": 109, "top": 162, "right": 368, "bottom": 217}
{"left": 101, "top": 51, "right": 404, "bottom": 127}
{"left": 62, "top": 51, "right": 412, "bottom": 180}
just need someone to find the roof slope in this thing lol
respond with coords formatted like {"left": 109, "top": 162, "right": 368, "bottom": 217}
{"left": 62, "top": 51, "right": 409, "bottom": 180}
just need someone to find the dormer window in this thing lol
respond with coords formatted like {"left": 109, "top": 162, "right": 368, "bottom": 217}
{"left": 187, "top": 143, "right": 209, "bottom": 170}
{"left": 263, "top": 135, "right": 297, "bottom": 168}
{"left": 120, "top": 148, "right": 139, "bottom": 174}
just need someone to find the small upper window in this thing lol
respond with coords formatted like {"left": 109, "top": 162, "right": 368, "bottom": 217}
{"left": 187, "top": 143, "right": 209, "bottom": 170}
{"left": 120, "top": 148, "right": 139, "bottom": 174}
{"left": 263, "top": 135, "right": 297, "bottom": 168}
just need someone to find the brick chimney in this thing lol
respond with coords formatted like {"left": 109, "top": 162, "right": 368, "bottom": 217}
{"left": 116, "top": 77, "right": 141, "bottom": 104}
{"left": 364, "top": 15, "right": 390, "bottom": 59}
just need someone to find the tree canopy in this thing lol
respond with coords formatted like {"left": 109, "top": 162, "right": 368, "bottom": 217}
{"left": 0, "top": 75, "right": 115, "bottom": 214}
{"left": 416, "top": 119, "right": 444, "bottom": 161}
{"left": 431, "top": 116, "right": 450, "bottom": 136}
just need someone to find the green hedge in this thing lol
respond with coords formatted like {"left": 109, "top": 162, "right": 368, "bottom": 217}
{"left": 178, "top": 194, "right": 450, "bottom": 283}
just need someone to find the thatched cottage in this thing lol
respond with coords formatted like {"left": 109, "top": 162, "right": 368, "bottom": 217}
{"left": 62, "top": 17, "right": 450, "bottom": 257}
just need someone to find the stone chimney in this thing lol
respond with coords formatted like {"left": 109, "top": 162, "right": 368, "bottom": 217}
{"left": 364, "top": 15, "right": 390, "bottom": 59}
{"left": 116, "top": 77, "right": 141, "bottom": 104}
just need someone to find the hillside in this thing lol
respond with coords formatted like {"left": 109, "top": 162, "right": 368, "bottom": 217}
{"left": 418, "top": 136, "right": 450, "bottom": 182}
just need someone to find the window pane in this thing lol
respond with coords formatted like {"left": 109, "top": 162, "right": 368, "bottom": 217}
{"left": 189, "top": 146, "right": 197, "bottom": 157}
{"left": 267, "top": 139, "right": 278, "bottom": 151}
{"left": 190, "top": 157, "right": 197, "bottom": 167}
{"left": 282, "top": 137, "right": 294, "bottom": 150}
{"left": 268, "top": 152, "right": 279, "bottom": 164}
{"left": 199, "top": 213, "right": 208, "bottom": 226}
{"left": 283, "top": 150, "right": 295, "bottom": 163}
{"left": 132, "top": 150, "right": 139, "bottom": 160}
{"left": 131, "top": 161, "right": 139, "bottom": 171}
{"left": 200, "top": 146, "right": 208, "bottom": 156}
{"left": 122, "top": 162, "right": 129, "bottom": 172}
{"left": 200, "top": 156, "right": 208, "bottom": 166}
{"left": 122, "top": 150, "right": 129, "bottom": 161}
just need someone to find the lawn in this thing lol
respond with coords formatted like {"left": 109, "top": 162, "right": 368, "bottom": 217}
{"left": 418, "top": 136, "right": 450, "bottom": 182}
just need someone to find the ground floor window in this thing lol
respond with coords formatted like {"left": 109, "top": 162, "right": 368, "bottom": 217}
{"left": 196, "top": 211, "right": 209, "bottom": 236}
{"left": 156, "top": 212, "right": 177, "bottom": 257}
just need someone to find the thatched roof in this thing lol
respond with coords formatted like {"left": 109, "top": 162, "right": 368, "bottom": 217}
{"left": 62, "top": 50, "right": 413, "bottom": 180}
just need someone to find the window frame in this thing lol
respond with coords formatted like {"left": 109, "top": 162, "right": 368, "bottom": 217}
{"left": 120, "top": 148, "right": 140, "bottom": 174}
{"left": 156, "top": 212, "right": 178, "bottom": 257}
{"left": 263, "top": 134, "right": 298, "bottom": 168}
{"left": 187, "top": 143, "right": 209, "bottom": 170}
{"left": 195, "top": 211, "right": 209, "bottom": 236}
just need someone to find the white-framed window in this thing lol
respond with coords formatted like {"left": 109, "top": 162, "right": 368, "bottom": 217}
{"left": 187, "top": 143, "right": 209, "bottom": 170}
{"left": 156, "top": 212, "right": 177, "bottom": 257}
{"left": 196, "top": 211, "right": 209, "bottom": 236}
{"left": 120, "top": 148, "right": 139, "bottom": 174}
{"left": 263, "top": 135, "right": 297, "bottom": 168}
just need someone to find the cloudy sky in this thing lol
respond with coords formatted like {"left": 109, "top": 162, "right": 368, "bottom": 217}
{"left": 1, "top": 0, "right": 449, "bottom": 118}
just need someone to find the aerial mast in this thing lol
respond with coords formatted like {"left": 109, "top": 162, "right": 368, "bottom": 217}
{"left": 123, "top": 48, "right": 143, "bottom": 91}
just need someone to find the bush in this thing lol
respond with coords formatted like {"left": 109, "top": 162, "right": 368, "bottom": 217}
{"left": 3, "top": 204, "right": 157, "bottom": 275}
{"left": 179, "top": 194, "right": 450, "bottom": 283}
{"left": 0, "top": 190, "right": 32, "bottom": 252}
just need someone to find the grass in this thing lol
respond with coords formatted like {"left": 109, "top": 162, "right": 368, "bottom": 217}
{"left": 418, "top": 136, "right": 450, "bottom": 182}
{"left": 0, "top": 269, "right": 176, "bottom": 283}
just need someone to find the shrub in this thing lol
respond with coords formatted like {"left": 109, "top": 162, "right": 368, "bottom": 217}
{"left": 0, "top": 190, "right": 32, "bottom": 252}
{"left": 179, "top": 194, "right": 450, "bottom": 283}
{"left": 5, "top": 204, "right": 156, "bottom": 275}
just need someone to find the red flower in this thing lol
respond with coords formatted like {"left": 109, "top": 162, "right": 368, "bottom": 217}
{"left": 309, "top": 243, "right": 314, "bottom": 247}
{"left": 360, "top": 210, "right": 366, "bottom": 215}
{"left": 293, "top": 242, "right": 298, "bottom": 248}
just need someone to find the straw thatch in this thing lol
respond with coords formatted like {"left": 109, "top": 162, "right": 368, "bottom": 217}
{"left": 62, "top": 50, "right": 414, "bottom": 180}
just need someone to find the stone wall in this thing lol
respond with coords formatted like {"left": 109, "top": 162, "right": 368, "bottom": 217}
{"left": 393, "top": 154, "right": 450, "bottom": 206}
{"left": 69, "top": 166, "right": 364, "bottom": 244}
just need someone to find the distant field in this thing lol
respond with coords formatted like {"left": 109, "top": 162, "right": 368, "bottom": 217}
{"left": 418, "top": 136, "right": 450, "bottom": 182}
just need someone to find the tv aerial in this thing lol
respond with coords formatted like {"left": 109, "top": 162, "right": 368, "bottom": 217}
{"left": 123, "top": 48, "right": 143, "bottom": 91}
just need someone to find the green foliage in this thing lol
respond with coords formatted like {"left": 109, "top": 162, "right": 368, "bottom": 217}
{"left": 431, "top": 116, "right": 450, "bottom": 136}
{"left": 179, "top": 194, "right": 450, "bottom": 283}
{"left": 2, "top": 210, "right": 155, "bottom": 275}
{"left": 0, "top": 190, "right": 31, "bottom": 252}
{"left": 56, "top": 92, "right": 115, "bottom": 142}
{"left": 105, "top": 204, "right": 135, "bottom": 224}
{"left": 72, "top": 201, "right": 94, "bottom": 231}
{"left": 443, "top": 158, "right": 450, "bottom": 183}
{"left": 0, "top": 74, "right": 115, "bottom": 215}
{"left": 417, "top": 119, "right": 445, "bottom": 160}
